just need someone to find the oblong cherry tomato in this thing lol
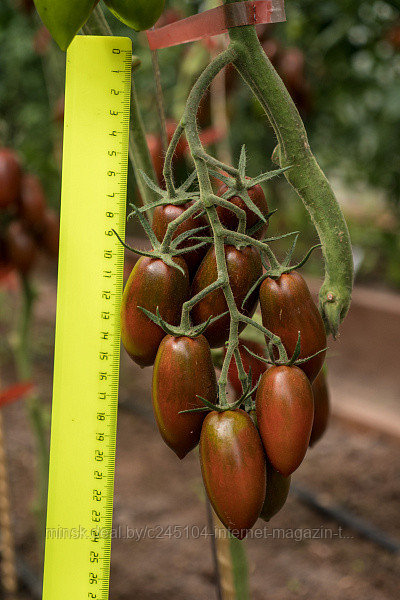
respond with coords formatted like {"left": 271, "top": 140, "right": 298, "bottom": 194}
{"left": 260, "top": 463, "right": 291, "bottom": 522}
{"left": 6, "top": 220, "right": 38, "bottom": 274}
{"left": 200, "top": 409, "right": 266, "bottom": 539}
{"left": 0, "top": 148, "right": 22, "bottom": 209}
{"left": 256, "top": 365, "right": 314, "bottom": 476}
{"left": 216, "top": 182, "right": 269, "bottom": 239}
{"left": 152, "top": 335, "right": 217, "bottom": 458}
{"left": 121, "top": 256, "right": 189, "bottom": 367}
{"left": 259, "top": 271, "right": 326, "bottom": 381}
{"left": 18, "top": 174, "right": 46, "bottom": 231}
{"left": 226, "top": 340, "right": 267, "bottom": 399}
{"left": 309, "top": 368, "right": 330, "bottom": 446}
{"left": 152, "top": 202, "right": 209, "bottom": 278}
{"left": 191, "top": 245, "right": 262, "bottom": 348}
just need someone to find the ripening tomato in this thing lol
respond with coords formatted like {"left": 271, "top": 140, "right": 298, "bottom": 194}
{"left": 191, "top": 245, "right": 262, "bottom": 348}
{"left": 39, "top": 208, "right": 59, "bottom": 257}
{"left": 18, "top": 174, "right": 46, "bottom": 230}
{"left": 152, "top": 202, "right": 209, "bottom": 278}
{"left": 216, "top": 182, "right": 269, "bottom": 239}
{"left": 152, "top": 335, "right": 217, "bottom": 458}
{"left": 121, "top": 256, "right": 189, "bottom": 367}
{"left": 200, "top": 410, "right": 266, "bottom": 539}
{"left": 226, "top": 340, "right": 267, "bottom": 399}
{"left": 260, "top": 463, "right": 291, "bottom": 522}
{"left": 6, "top": 221, "right": 38, "bottom": 274}
{"left": 0, "top": 149, "right": 22, "bottom": 209}
{"left": 309, "top": 368, "right": 330, "bottom": 446}
{"left": 256, "top": 365, "right": 314, "bottom": 476}
{"left": 259, "top": 271, "right": 326, "bottom": 382}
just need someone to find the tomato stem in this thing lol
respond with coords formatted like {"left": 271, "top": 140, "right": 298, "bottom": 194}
{"left": 224, "top": 0, "right": 354, "bottom": 336}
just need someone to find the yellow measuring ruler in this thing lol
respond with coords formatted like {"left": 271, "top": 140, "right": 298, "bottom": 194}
{"left": 42, "top": 36, "right": 131, "bottom": 599}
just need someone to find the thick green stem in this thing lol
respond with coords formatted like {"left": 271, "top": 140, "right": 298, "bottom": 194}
{"left": 224, "top": 4, "right": 353, "bottom": 335}
{"left": 84, "top": 6, "right": 158, "bottom": 212}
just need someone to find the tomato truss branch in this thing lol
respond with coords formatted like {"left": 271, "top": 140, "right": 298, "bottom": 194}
{"left": 160, "top": 47, "right": 289, "bottom": 406}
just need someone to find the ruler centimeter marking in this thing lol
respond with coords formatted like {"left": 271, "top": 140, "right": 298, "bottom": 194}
{"left": 42, "top": 36, "right": 131, "bottom": 600}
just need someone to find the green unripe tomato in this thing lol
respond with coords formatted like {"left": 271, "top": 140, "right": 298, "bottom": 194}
{"left": 34, "top": 1, "right": 97, "bottom": 51}
{"left": 104, "top": 0, "right": 165, "bottom": 31}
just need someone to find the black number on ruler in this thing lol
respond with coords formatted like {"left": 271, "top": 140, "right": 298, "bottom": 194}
{"left": 88, "top": 593, "right": 97, "bottom": 598}
{"left": 97, "top": 412, "right": 106, "bottom": 421}
{"left": 106, "top": 211, "right": 114, "bottom": 218}
{"left": 105, "top": 230, "right": 113, "bottom": 237}
{"left": 103, "top": 270, "right": 112, "bottom": 278}
{"left": 92, "top": 511, "right": 101, "bottom": 523}
{"left": 91, "top": 528, "right": 100, "bottom": 542}
{"left": 99, "top": 372, "right": 107, "bottom": 380}
{"left": 95, "top": 450, "right": 104, "bottom": 462}
{"left": 90, "top": 550, "right": 99, "bottom": 562}
{"left": 101, "top": 312, "right": 110, "bottom": 319}
{"left": 96, "top": 433, "right": 105, "bottom": 441}
{"left": 113, "top": 49, "right": 121, "bottom": 54}
{"left": 100, "top": 332, "right": 109, "bottom": 340}
{"left": 102, "top": 291, "right": 111, "bottom": 299}
{"left": 93, "top": 489, "right": 102, "bottom": 500}
{"left": 94, "top": 470, "right": 103, "bottom": 479}
{"left": 99, "top": 351, "right": 108, "bottom": 360}
{"left": 110, "top": 110, "right": 119, "bottom": 116}
{"left": 104, "top": 250, "right": 112, "bottom": 259}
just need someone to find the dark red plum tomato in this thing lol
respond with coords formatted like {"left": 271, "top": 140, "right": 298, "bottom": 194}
{"left": 6, "top": 220, "right": 38, "bottom": 274}
{"left": 0, "top": 148, "right": 22, "bottom": 209}
{"left": 191, "top": 245, "right": 262, "bottom": 348}
{"left": 200, "top": 409, "right": 266, "bottom": 539}
{"left": 260, "top": 463, "right": 291, "bottom": 522}
{"left": 216, "top": 182, "right": 269, "bottom": 239}
{"left": 121, "top": 255, "right": 189, "bottom": 367}
{"left": 18, "top": 173, "right": 47, "bottom": 231}
{"left": 256, "top": 365, "right": 314, "bottom": 476}
{"left": 259, "top": 271, "right": 326, "bottom": 382}
{"left": 152, "top": 202, "right": 209, "bottom": 278}
{"left": 309, "top": 368, "right": 330, "bottom": 446}
{"left": 152, "top": 334, "right": 217, "bottom": 458}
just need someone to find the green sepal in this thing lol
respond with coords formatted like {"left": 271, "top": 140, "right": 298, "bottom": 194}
{"left": 170, "top": 225, "right": 209, "bottom": 249}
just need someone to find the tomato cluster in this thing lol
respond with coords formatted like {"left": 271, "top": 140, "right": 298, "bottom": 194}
{"left": 121, "top": 172, "right": 330, "bottom": 538}
{"left": 0, "top": 148, "right": 59, "bottom": 277}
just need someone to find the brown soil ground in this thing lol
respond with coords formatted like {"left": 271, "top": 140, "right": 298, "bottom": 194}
{"left": 0, "top": 265, "right": 399, "bottom": 599}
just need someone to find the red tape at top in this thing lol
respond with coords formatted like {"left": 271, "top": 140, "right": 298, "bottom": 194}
{"left": 146, "top": 0, "right": 286, "bottom": 51}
